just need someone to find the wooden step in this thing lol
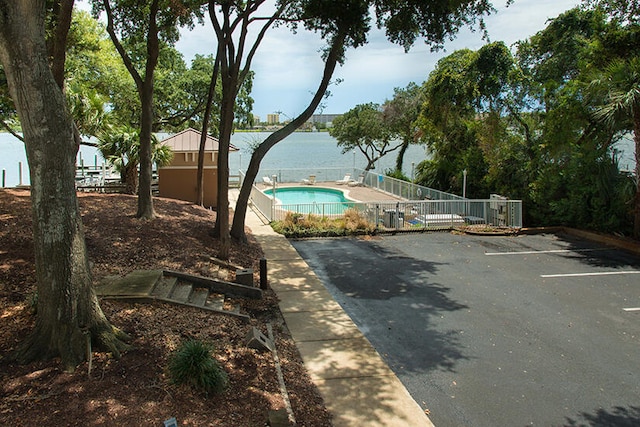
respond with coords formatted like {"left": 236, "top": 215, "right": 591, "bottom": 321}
{"left": 170, "top": 282, "right": 193, "bottom": 303}
{"left": 188, "top": 287, "right": 209, "bottom": 307}
{"left": 98, "top": 270, "right": 251, "bottom": 321}
{"left": 205, "top": 293, "right": 225, "bottom": 311}
{"left": 151, "top": 275, "right": 178, "bottom": 299}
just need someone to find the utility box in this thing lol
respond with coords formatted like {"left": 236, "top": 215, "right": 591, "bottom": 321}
{"left": 383, "top": 210, "right": 404, "bottom": 228}
{"left": 490, "top": 194, "right": 508, "bottom": 226}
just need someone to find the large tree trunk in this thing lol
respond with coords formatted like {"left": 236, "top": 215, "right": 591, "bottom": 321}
{"left": 0, "top": 0, "right": 129, "bottom": 371}
{"left": 213, "top": 81, "right": 236, "bottom": 260}
{"left": 230, "top": 33, "right": 346, "bottom": 241}
{"left": 137, "top": 77, "right": 156, "bottom": 218}
{"left": 197, "top": 54, "right": 220, "bottom": 206}
{"left": 136, "top": 0, "right": 160, "bottom": 219}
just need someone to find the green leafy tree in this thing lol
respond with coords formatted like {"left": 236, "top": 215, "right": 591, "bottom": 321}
{"left": 415, "top": 41, "right": 540, "bottom": 203}
{"left": 584, "top": 0, "right": 640, "bottom": 23}
{"left": 382, "top": 82, "right": 424, "bottom": 175}
{"left": 330, "top": 103, "right": 401, "bottom": 170}
{"left": 516, "top": 6, "right": 636, "bottom": 232}
{"left": 591, "top": 57, "right": 640, "bottom": 238}
{"left": 1, "top": 8, "right": 124, "bottom": 142}
{"left": 94, "top": 0, "right": 204, "bottom": 219}
{"left": 98, "top": 125, "right": 173, "bottom": 194}
{"left": 416, "top": 48, "right": 485, "bottom": 195}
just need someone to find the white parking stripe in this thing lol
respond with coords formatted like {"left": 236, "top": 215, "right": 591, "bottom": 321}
{"left": 485, "top": 248, "right": 606, "bottom": 256}
{"left": 623, "top": 308, "right": 640, "bottom": 312}
{"left": 541, "top": 271, "right": 640, "bottom": 278}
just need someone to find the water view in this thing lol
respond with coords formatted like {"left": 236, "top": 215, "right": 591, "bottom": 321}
{"left": 0, "top": 131, "right": 428, "bottom": 188}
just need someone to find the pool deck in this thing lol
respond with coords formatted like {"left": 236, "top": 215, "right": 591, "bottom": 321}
{"left": 260, "top": 181, "right": 405, "bottom": 203}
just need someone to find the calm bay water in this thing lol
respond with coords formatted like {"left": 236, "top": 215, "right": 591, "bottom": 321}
{"left": 0, "top": 131, "right": 428, "bottom": 187}
{"left": 1, "top": 131, "right": 634, "bottom": 188}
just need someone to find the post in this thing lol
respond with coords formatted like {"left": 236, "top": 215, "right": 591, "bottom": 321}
{"left": 18, "top": 162, "right": 23, "bottom": 186}
{"left": 411, "top": 161, "right": 415, "bottom": 183}
{"left": 260, "top": 258, "right": 268, "bottom": 290}
{"left": 462, "top": 169, "right": 467, "bottom": 199}
{"left": 271, "top": 174, "right": 277, "bottom": 221}
{"left": 2, "top": 169, "right": 5, "bottom": 187}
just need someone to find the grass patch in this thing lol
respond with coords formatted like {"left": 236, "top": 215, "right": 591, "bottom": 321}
{"left": 271, "top": 208, "right": 376, "bottom": 238}
{"left": 168, "top": 340, "right": 228, "bottom": 396}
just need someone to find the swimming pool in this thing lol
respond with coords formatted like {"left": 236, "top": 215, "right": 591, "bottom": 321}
{"left": 263, "top": 186, "right": 357, "bottom": 215}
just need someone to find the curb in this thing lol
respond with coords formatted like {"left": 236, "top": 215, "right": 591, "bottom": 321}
{"left": 520, "top": 226, "right": 640, "bottom": 257}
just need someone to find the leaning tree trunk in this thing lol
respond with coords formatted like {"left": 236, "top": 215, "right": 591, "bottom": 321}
{"left": 196, "top": 53, "right": 220, "bottom": 206}
{"left": 230, "top": 32, "right": 347, "bottom": 241}
{"left": 0, "top": 0, "right": 129, "bottom": 371}
{"left": 395, "top": 139, "right": 409, "bottom": 174}
{"left": 213, "top": 81, "right": 236, "bottom": 260}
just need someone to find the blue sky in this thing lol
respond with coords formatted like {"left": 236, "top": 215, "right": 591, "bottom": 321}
{"left": 84, "top": 1, "right": 582, "bottom": 120}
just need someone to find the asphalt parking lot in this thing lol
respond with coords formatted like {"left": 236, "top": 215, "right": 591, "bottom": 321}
{"left": 291, "top": 232, "right": 640, "bottom": 427}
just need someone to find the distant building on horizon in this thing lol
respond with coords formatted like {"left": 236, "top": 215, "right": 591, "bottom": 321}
{"left": 310, "top": 113, "right": 341, "bottom": 125}
{"left": 266, "top": 113, "right": 280, "bottom": 124}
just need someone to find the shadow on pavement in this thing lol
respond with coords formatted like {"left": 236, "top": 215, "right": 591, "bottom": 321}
{"left": 292, "top": 237, "right": 470, "bottom": 375}
{"left": 562, "top": 405, "right": 640, "bottom": 427}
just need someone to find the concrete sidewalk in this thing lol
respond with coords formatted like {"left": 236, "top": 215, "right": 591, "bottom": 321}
{"left": 239, "top": 194, "right": 434, "bottom": 426}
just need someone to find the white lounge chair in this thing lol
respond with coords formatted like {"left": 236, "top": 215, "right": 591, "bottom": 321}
{"left": 348, "top": 175, "right": 365, "bottom": 187}
{"left": 262, "top": 176, "right": 274, "bottom": 186}
{"left": 301, "top": 175, "right": 316, "bottom": 185}
{"left": 336, "top": 174, "right": 351, "bottom": 185}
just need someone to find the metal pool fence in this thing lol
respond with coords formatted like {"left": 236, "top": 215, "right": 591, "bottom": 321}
{"left": 247, "top": 169, "right": 523, "bottom": 230}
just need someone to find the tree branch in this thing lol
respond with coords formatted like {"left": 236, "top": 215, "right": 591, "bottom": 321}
{"left": 48, "top": 0, "right": 75, "bottom": 88}
{"left": 240, "top": 2, "right": 286, "bottom": 84}
{"left": 102, "top": 0, "right": 143, "bottom": 93}
{"left": 0, "top": 120, "right": 24, "bottom": 141}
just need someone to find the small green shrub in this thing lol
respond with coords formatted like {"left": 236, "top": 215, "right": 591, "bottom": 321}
{"left": 385, "top": 168, "right": 410, "bottom": 182}
{"left": 168, "top": 340, "right": 228, "bottom": 395}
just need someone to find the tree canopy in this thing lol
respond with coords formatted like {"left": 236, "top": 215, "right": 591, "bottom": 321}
{"left": 404, "top": 3, "right": 639, "bottom": 237}
{"left": 330, "top": 102, "right": 401, "bottom": 171}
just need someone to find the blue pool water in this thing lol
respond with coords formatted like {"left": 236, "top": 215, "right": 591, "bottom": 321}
{"left": 264, "top": 187, "right": 353, "bottom": 204}
{"left": 263, "top": 186, "right": 358, "bottom": 215}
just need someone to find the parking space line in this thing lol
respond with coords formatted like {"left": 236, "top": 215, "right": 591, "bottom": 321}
{"left": 541, "top": 271, "right": 640, "bottom": 278}
{"left": 485, "top": 248, "right": 606, "bottom": 256}
{"left": 623, "top": 308, "right": 640, "bottom": 312}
